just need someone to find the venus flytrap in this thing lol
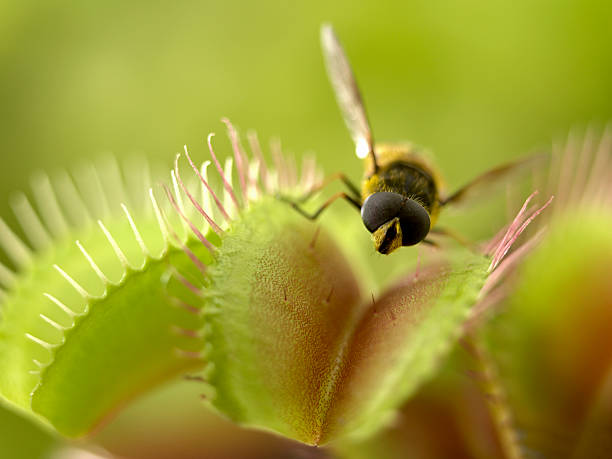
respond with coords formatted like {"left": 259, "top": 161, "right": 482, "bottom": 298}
{"left": 0, "top": 157, "right": 214, "bottom": 436}
{"left": 0, "top": 120, "right": 552, "bottom": 451}
{"left": 165, "top": 122, "right": 554, "bottom": 446}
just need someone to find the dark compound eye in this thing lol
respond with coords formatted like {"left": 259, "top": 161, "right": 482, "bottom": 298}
{"left": 398, "top": 198, "right": 430, "bottom": 246}
{"left": 361, "top": 192, "right": 405, "bottom": 233}
{"left": 361, "top": 192, "right": 430, "bottom": 246}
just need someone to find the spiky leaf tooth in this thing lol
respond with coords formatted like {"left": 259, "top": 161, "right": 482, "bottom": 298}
{"left": 29, "top": 240, "right": 215, "bottom": 436}
{"left": 0, "top": 164, "right": 215, "bottom": 437}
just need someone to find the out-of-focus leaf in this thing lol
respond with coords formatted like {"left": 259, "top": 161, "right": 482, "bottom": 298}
{"left": 0, "top": 165, "right": 211, "bottom": 437}
{"left": 0, "top": 401, "right": 60, "bottom": 459}
{"left": 333, "top": 349, "right": 507, "bottom": 459}
{"left": 484, "top": 212, "right": 612, "bottom": 457}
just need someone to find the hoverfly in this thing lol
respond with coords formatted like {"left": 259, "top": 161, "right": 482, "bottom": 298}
{"left": 288, "top": 25, "right": 537, "bottom": 255}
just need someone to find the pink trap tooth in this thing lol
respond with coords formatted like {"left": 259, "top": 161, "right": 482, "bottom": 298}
{"left": 222, "top": 118, "right": 248, "bottom": 203}
{"left": 248, "top": 130, "right": 271, "bottom": 193}
{"left": 490, "top": 193, "right": 554, "bottom": 272}
{"left": 271, "top": 138, "right": 288, "bottom": 190}
{"left": 174, "top": 154, "right": 223, "bottom": 236}
{"left": 491, "top": 190, "right": 538, "bottom": 268}
{"left": 184, "top": 145, "right": 231, "bottom": 223}
{"left": 163, "top": 184, "right": 215, "bottom": 254}
{"left": 160, "top": 194, "right": 210, "bottom": 276}
{"left": 207, "top": 133, "right": 241, "bottom": 211}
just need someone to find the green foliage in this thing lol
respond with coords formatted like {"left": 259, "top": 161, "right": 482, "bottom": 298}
{"left": 1, "top": 1, "right": 611, "bottom": 454}
{"left": 0, "top": 156, "right": 494, "bottom": 446}
{"left": 0, "top": 179, "right": 214, "bottom": 435}
{"left": 483, "top": 211, "right": 612, "bottom": 457}
{"left": 0, "top": 402, "right": 59, "bottom": 459}
{"left": 30, "top": 242, "right": 213, "bottom": 436}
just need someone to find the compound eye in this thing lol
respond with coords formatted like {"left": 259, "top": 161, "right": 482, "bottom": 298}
{"left": 398, "top": 199, "right": 430, "bottom": 246}
{"left": 361, "top": 192, "right": 404, "bottom": 233}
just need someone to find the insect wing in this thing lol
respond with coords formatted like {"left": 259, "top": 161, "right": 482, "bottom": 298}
{"left": 441, "top": 154, "right": 549, "bottom": 207}
{"left": 320, "top": 24, "right": 374, "bottom": 160}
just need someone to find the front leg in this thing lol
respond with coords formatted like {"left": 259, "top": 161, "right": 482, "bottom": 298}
{"left": 296, "top": 172, "right": 361, "bottom": 204}
{"left": 280, "top": 192, "right": 362, "bottom": 221}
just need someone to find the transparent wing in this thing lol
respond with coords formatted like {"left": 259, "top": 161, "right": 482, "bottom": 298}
{"left": 320, "top": 24, "right": 374, "bottom": 161}
{"left": 440, "top": 154, "right": 549, "bottom": 206}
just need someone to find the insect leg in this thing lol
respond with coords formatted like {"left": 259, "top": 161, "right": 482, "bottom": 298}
{"left": 283, "top": 192, "right": 361, "bottom": 221}
{"left": 296, "top": 172, "right": 361, "bottom": 203}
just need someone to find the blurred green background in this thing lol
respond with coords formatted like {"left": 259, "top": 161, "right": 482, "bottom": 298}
{"left": 2, "top": 0, "right": 611, "bottom": 214}
{"left": 1, "top": 0, "right": 611, "bottom": 457}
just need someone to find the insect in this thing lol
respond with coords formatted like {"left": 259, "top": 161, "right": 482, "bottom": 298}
{"left": 287, "top": 24, "right": 537, "bottom": 255}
